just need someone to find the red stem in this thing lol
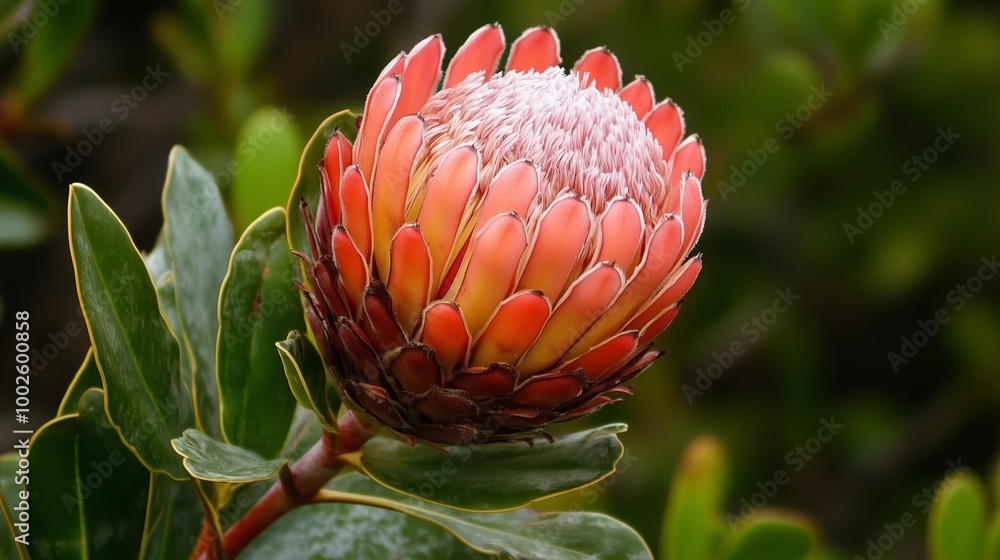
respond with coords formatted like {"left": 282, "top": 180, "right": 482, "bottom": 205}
{"left": 191, "top": 412, "right": 371, "bottom": 560}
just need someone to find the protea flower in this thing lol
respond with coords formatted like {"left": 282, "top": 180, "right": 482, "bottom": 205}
{"left": 300, "top": 24, "right": 706, "bottom": 444}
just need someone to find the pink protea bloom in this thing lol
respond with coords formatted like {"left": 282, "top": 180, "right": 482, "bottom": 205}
{"left": 301, "top": 25, "right": 706, "bottom": 444}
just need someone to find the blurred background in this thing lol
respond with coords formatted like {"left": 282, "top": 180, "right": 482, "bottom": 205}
{"left": 2, "top": 0, "right": 998, "bottom": 557}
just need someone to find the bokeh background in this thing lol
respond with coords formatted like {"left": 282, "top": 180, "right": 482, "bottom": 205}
{"left": 2, "top": 0, "right": 999, "bottom": 557}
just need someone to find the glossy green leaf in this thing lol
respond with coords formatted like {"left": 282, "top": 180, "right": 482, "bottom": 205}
{"left": 286, "top": 109, "right": 357, "bottom": 256}
{"left": 928, "top": 472, "right": 987, "bottom": 560}
{"left": 217, "top": 207, "right": 301, "bottom": 458}
{"left": 12, "top": 0, "right": 99, "bottom": 109}
{"left": 56, "top": 346, "right": 101, "bottom": 416}
{"left": 0, "top": 452, "right": 29, "bottom": 559}
{"left": 146, "top": 233, "right": 193, "bottom": 395}
{"left": 139, "top": 475, "right": 203, "bottom": 560}
{"left": 162, "top": 145, "right": 234, "bottom": 440}
{"left": 231, "top": 106, "right": 303, "bottom": 230}
{"left": 145, "top": 231, "right": 171, "bottom": 280}
{"left": 172, "top": 429, "right": 287, "bottom": 483}
{"left": 30, "top": 389, "right": 151, "bottom": 558}
{"left": 155, "top": 272, "right": 191, "bottom": 387}
{"left": 662, "top": 435, "right": 728, "bottom": 560}
{"left": 68, "top": 183, "right": 194, "bottom": 479}
{"left": 146, "top": 232, "right": 178, "bottom": 329}
{"left": 277, "top": 330, "right": 337, "bottom": 432}
{"left": 296, "top": 472, "right": 652, "bottom": 560}
{"left": 358, "top": 424, "right": 626, "bottom": 512}
{"left": 243, "top": 474, "right": 488, "bottom": 560}
{"left": 725, "top": 515, "right": 815, "bottom": 560}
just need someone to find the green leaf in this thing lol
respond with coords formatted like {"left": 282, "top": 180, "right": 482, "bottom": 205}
{"left": 172, "top": 429, "right": 287, "bottom": 483}
{"left": 146, "top": 232, "right": 194, "bottom": 396}
{"left": 0, "top": 197, "right": 50, "bottom": 249}
{"left": 145, "top": 230, "right": 172, "bottom": 283}
{"left": 12, "top": 0, "right": 100, "bottom": 109}
{"left": 285, "top": 109, "right": 357, "bottom": 256}
{"left": 146, "top": 233, "right": 177, "bottom": 322}
{"left": 0, "top": 453, "right": 29, "bottom": 559}
{"left": 231, "top": 106, "right": 303, "bottom": 230}
{"left": 206, "top": 0, "right": 272, "bottom": 82}
{"left": 245, "top": 471, "right": 651, "bottom": 560}
{"left": 162, "top": 145, "right": 235, "bottom": 440}
{"left": 928, "top": 472, "right": 987, "bottom": 560}
{"left": 277, "top": 330, "right": 338, "bottom": 432}
{"left": 69, "top": 183, "right": 194, "bottom": 479}
{"left": 985, "top": 512, "right": 1000, "bottom": 560}
{"left": 662, "top": 435, "right": 728, "bottom": 560}
{"left": 170, "top": 0, "right": 272, "bottom": 87}
{"left": 138, "top": 475, "right": 202, "bottom": 560}
{"left": 243, "top": 475, "right": 489, "bottom": 560}
{"left": 294, "top": 472, "right": 652, "bottom": 560}
{"left": 358, "top": 424, "right": 627, "bottom": 512}
{"left": 0, "top": 145, "right": 55, "bottom": 248}
{"left": 30, "top": 389, "right": 151, "bottom": 558}
{"left": 217, "top": 207, "right": 302, "bottom": 458}
{"left": 725, "top": 515, "right": 815, "bottom": 560}
{"left": 149, "top": 11, "right": 213, "bottom": 88}
{"left": 56, "top": 347, "right": 102, "bottom": 416}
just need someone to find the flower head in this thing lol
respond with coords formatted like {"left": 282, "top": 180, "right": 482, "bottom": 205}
{"left": 301, "top": 25, "right": 706, "bottom": 444}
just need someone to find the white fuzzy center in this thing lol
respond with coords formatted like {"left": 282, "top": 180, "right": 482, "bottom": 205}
{"left": 419, "top": 68, "right": 667, "bottom": 223}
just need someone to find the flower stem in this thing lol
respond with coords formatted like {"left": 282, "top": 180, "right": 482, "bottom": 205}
{"left": 191, "top": 411, "right": 371, "bottom": 559}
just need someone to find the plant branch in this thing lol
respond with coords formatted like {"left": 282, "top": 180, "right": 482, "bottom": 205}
{"left": 191, "top": 411, "right": 372, "bottom": 559}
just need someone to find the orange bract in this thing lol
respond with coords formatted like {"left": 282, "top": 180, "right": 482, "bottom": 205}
{"left": 300, "top": 25, "right": 706, "bottom": 444}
